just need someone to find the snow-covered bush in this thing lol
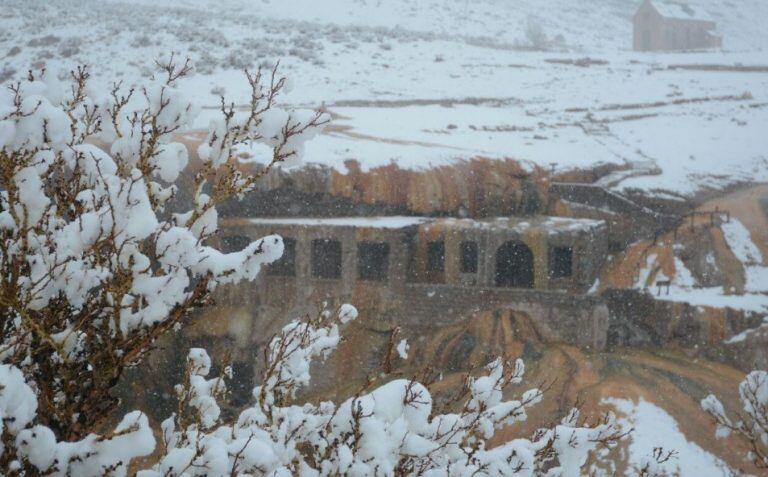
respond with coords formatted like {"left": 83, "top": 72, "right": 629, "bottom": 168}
{"left": 701, "top": 370, "right": 768, "bottom": 470}
{"left": 523, "top": 16, "right": 549, "bottom": 51}
{"left": 0, "top": 54, "right": 327, "bottom": 474}
{"left": 139, "top": 304, "right": 628, "bottom": 477}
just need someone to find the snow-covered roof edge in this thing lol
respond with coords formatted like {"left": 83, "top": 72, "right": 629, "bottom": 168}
{"left": 650, "top": 1, "right": 715, "bottom": 22}
{"left": 246, "top": 216, "right": 430, "bottom": 229}
{"left": 241, "top": 216, "right": 606, "bottom": 233}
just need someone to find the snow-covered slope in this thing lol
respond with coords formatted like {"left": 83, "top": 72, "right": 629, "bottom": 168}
{"left": 2, "top": 0, "right": 767, "bottom": 198}
{"left": 121, "top": 0, "right": 768, "bottom": 52}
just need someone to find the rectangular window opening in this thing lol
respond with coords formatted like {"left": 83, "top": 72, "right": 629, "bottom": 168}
{"left": 358, "top": 242, "right": 390, "bottom": 282}
{"left": 221, "top": 235, "right": 251, "bottom": 254}
{"left": 427, "top": 241, "right": 445, "bottom": 273}
{"left": 550, "top": 246, "right": 573, "bottom": 278}
{"left": 311, "top": 239, "right": 342, "bottom": 279}
{"left": 459, "top": 241, "right": 478, "bottom": 274}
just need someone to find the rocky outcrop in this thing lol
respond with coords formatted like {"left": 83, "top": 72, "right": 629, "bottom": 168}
{"left": 604, "top": 289, "right": 765, "bottom": 368}
{"left": 215, "top": 158, "right": 549, "bottom": 218}
{"left": 549, "top": 182, "right": 680, "bottom": 249}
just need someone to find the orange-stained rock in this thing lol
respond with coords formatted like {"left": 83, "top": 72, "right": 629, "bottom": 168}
{"left": 328, "top": 158, "right": 549, "bottom": 217}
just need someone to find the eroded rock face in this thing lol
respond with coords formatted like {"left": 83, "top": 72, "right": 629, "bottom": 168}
{"left": 214, "top": 158, "right": 550, "bottom": 218}
{"left": 722, "top": 326, "right": 768, "bottom": 371}
{"left": 330, "top": 159, "right": 548, "bottom": 217}
{"left": 603, "top": 289, "right": 765, "bottom": 365}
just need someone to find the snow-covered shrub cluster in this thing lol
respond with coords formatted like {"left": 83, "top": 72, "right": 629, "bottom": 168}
{"left": 523, "top": 16, "right": 549, "bottom": 51}
{"left": 0, "top": 48, "right": 630, "bottom": 472}
{"left": 139, "top": 305, "right": 627, "bottom": 477}
{"left": 702, "top": 370, "right": 768, "bottom": 469}
{"left": 0, "top": 55, "right": 326, "bottom": 474}
{"left": 1, "top": 364, "right": 156, "bottom": 476}
{"left": 517, "top": 16, "right": 566, "bottom": 51}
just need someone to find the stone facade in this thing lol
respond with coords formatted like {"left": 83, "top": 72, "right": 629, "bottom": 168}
{"left": 216, "top": 216, "right": 610, "bottom": 350}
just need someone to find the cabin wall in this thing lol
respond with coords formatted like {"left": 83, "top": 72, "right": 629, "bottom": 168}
{"left": 633, "top": 5, "right": 721, "bottom": 51}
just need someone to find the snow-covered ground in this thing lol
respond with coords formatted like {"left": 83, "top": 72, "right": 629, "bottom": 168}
{"left": 604, "top": 398, "right": 734, "bottom": 477}
{"left": 2, "top": 0, "right": 768, "bottom": 199}
{"left": 721, "top": 219, "right": 768, "bottom": 294}
{"left": 634, "top": 218, "right": 768, "bottom": 313}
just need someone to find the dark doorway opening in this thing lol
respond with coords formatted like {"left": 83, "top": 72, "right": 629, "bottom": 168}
{"left": 229, "top": 360, "right": 254, "bottom": 407}
{"left": 642, "top": 30, "right": 651, "bottom": 50}
{"left": 495, "top": 241, "right": 534, "bottom": 288}
{"left": 419, "top": 240, "right": 446, "bottom": 284}
{"left": 311, "top": 239, "right": 342, "bottom": 279}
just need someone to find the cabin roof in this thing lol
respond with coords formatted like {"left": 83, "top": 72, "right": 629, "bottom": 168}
{"left": 650, "top": 1, "right": 714, "bottom": 22}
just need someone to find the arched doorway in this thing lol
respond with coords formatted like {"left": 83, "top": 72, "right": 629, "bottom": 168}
{"left": 495, "top": 241, "right": 534, "bottom": 288}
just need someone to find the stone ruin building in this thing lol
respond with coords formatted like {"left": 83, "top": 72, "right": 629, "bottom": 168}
{"left": 196, "top": 158, "right": 677, "bottom": 357}
{"left": 136, "top": 158, "right": 766, "bottom": 409}
{"left": 218, "top": 215, "right": 610, "bottom": 350}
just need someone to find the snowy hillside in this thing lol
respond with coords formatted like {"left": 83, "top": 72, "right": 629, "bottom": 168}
{"left": 124, "top": 0, "right": 768, "bottom": 52}
{"left": 2, "top": 0, "right": 767, "bottom": 199}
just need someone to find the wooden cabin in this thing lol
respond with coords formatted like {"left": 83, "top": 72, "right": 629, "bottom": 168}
{"left": 633, "top": 0, "right": 722, "bottom": 51}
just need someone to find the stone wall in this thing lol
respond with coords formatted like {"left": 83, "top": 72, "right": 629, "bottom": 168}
{"left": 549, "top": 182, "right": 680, "bottom": 250}
{"left": 604, "top": 289, "right": 766, "bottom": 371}
{"left": 213, "top": 272, "right": 610, "bottom": 351}
{"left": 222, "top": 216, "right": 608, "bottom": 293}
{"left": 213, "top": 216, "right": 611, "bottom": 351}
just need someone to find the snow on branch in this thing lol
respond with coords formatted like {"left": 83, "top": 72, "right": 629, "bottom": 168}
{"left": 138, "top": 304, "right": 627, "bottom": 477}
{"left": 0, "top": 55, "right": 327, "bottom": 474}
{"left": 702, "top": 370, "right": 768, "bottom": 470}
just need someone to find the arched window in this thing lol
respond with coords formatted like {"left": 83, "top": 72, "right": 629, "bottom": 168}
{"left": 495, "top": 241, "right": 534, "bottom": 288}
